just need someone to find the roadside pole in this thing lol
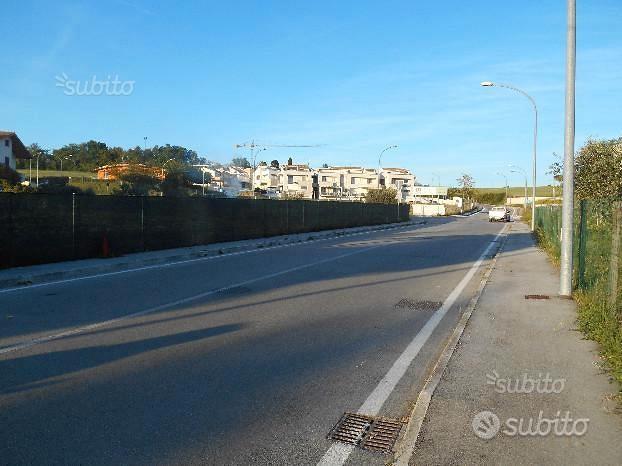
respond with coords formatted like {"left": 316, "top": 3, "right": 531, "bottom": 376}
{"left": 560, "top": 0, "right": 576, "bottom": 297}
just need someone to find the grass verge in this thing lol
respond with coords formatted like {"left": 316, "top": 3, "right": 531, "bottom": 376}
{"left": 532, "top": 220, "right": 622, "bottom": 395}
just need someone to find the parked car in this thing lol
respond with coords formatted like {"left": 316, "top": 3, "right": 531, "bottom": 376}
{"left": 488, "top": 206, "right": 511, "bottom": 222}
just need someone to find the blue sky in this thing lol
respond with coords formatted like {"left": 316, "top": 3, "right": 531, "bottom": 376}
{"left": 3, "top": 0, "right": 621, "bottom": 187}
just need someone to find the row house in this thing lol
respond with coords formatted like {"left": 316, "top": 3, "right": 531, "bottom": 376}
{"left": 317, "top": 166, "right": 378, "bottom": 201}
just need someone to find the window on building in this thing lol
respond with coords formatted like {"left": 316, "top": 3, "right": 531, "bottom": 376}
{"left": 4, "top": 156, "right": 9, "bottom": 168}
{"left": 4, "top": 139, "right": 9, "bottom": 147}
{"left": 351, "top": 177, "right": 356, "bottom": 184}
{"left": 287, "top": 175, "right": 293, "bottom": 184}
{"left": 322, "top": 176, "right": 327, "bottom": 182}
{"left": 321, "top": 187, "right": 326, "bottom": 194}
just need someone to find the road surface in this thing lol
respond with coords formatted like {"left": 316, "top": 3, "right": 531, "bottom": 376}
{"left": 0, "top": 214, "right": 506, "bottom": 465}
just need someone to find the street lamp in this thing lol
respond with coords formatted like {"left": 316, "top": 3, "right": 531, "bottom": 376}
{"left": 378, "top": 145, "right": 398, "bottom": 187}
{"left": 560, "top": 0, "right": 576, "bottom": 297}
{"left": 61, "top": 154, "right": 73, "bottom": 172}
{"left": 509, "top": 164, "right": 528, "bottom": 211}
{"left": 431, "top": 172, "right": 441, "bottom": 203}
{"left": 497, "top": 172, "right": 508, "bottom": 205}
{"left": 251, "top": 147, "right": 267, "bottom": 196}
{"left": 481, "top": 81, "right": 537, "bottom": 231}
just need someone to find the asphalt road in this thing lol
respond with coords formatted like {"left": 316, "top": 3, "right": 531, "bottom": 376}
{"left": 0, "top": 213, "right": 506, "bottom": 465}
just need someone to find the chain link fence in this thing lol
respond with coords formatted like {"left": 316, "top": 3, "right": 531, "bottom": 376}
{"left": 535, "top": 201, "right": 622, "bottom": 383}
{"left": 0, "top": 193, "right": 409, "bottom": 268}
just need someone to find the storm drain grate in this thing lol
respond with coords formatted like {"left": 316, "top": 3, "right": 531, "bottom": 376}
{"left": 524, "top": 294, "right": 550, "bottom": 300}
{"left": 327, "top": 413, "right": 403, "bottom": 454}
{"left": 395, "top": 299, "right": 442, "bottom": 311}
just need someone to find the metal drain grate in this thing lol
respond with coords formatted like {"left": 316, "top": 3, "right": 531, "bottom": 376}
{"left": 395, "top": 299, "right": 442, "bottom": 311}
{"left": 524, "top": 294, "right": 550, "bottom": 300}
{"left": 327, "top": 413, "right": 403, "bottom": 454}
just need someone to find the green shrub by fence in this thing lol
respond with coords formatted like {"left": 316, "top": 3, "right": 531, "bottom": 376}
{"left": 535, "top": 201, "right": 622, "bottom": 385}
{"left": 0, "top": 193, "right": 409, "bottom": 268}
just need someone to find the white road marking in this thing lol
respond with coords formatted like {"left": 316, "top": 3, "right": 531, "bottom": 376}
{"left": 0, "top": 240, "right": 389, "bottom": 356}
{"left": 0, "top": 222, "right": 420, "bottom": 295}
{"left": 317, "top": 224, "right": 508, "bottom": 466}
{"left": 393, "top": 225, "right": 510, "bottom": 465}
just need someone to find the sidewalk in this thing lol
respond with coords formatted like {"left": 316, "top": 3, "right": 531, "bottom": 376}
{"left": 410, "top": 221, "right": 622, "bottom": 465}
{"left": 0, "top": 218, "right": 425, "bottom": 290}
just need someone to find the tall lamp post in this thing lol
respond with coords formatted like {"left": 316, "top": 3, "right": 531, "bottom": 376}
{"left": 431, "top": 173, "right": 441, "bottom": 203}
{"left": 60, "top": 154, "right": 73, "bottom": 172}
{"left": 481, "top": 81, "right": 537, "bottom": 231}
{"left": 509, "top": 164, "right": 528, "bottom": 211}
{"left": 377, "top": 145, "right": 398, "bottom": 188}
{"left": 560, "top": 0, "right": 576, "bottom": 296}
{"left": 497, "top": 172, "right": 508, "bottom": 205}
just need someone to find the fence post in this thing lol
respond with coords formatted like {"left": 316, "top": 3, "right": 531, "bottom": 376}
{"left": 72, "top": 193, "right": 76, "bottom": 259}
{"left": 608, "top": 201, "right": 622, "bottom": 310}
{"left": 141, "top": 197, "right": 145, "bottom": 251}
{"left": 285, "top": 200, "right": 289, "bottom": 234}
{"left": 577, "top": 200, "right": 587, "bottom": 289}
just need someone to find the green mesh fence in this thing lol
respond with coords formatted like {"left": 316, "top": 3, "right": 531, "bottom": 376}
{"left": 0, "top": 194, "right": 409, "bottom": 268}
{"left": 535, "top": 200, "right": 622, "bottom": 298}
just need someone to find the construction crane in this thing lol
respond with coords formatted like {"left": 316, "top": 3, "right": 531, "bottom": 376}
{"left": 234, "top": 140, "right": 322, "bottom": 193}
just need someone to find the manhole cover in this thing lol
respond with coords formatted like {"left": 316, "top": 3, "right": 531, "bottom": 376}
{"left": 395, "top": 299, "right": 442, "bottom": 311}
{"left": 524, "top": 294, "right": 550, "bottom": 300}
{"left": 327, "top": 412, "right": 403, "bottom": 454}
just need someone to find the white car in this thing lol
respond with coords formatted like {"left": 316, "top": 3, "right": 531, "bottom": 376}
{"left": 488, "top": 206, "right": 511, "bottom": 222}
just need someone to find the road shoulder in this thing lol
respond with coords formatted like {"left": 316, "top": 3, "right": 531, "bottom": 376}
{"left": 407, "top": 221, "right": 622, "bottom": 465}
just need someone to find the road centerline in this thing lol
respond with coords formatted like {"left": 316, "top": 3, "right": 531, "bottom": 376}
{"left": 0, "top": 231, "right": 403, "bottom": 356}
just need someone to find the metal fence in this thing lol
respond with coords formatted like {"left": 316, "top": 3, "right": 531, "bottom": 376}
{"left": 535, "top": 200, "right": 622, "bottom": 307}
{"left": 0, "top": 193, "right": 409, "bottom": 268}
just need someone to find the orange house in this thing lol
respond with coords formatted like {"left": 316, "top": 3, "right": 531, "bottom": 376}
{"left": 95, "top": 163, "right": 165, "bottom": 181}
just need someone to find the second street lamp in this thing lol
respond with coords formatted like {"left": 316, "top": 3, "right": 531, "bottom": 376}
{"left": 497, "top": 172, "right": 508, "bottom": 205}
{"left": 509, "top": 165, "right": 528, "bottom": 211}
{"left": 377, "top": 145, "right": 398, "bottom": 188}
{"left": 481, "top": 81, "right": 537, "bottom": 231}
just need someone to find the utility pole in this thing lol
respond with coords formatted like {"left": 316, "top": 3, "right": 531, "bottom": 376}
{"left": 560, "top": 0, "right": 576, "bottom": 297}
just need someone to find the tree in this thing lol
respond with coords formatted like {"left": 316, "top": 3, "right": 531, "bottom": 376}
{"left": 575, "top": 137, "right": 622, "bottom": 200}
{"left": 322, "top": 163, "right": 329, "bottom": 168}
{"left": 456, "top": 173, "right": 475, "bottom": 201}
{"left": 114, "top": 170, "right": 160, "bottom": 196}
{"left": 270, "top": 160, "right": 280, "bottom": 169}
{"left": 231, "top": 157, "right": 251, "bottom": 168}
{"left": 287, "top": 157, "right": 293, "bottom": 166}
{"left": 365, "top": 187, "right": 397, "bottom": 204}
{"left": 547, "top": 152, "right": 563, "bottom": 183}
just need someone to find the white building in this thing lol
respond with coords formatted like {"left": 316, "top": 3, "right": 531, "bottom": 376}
{"left": 379, "top": 168, "right": 417, "bottom": 202}
{"left": 317, "top": 166, "right": 378, "bottom": 201}
{"left": 410, "top": 185, "right": 449, "bottom": 203}
{"left": 0, "top": 131, "right": 31, "bottom": 171}
{"left": 208, "top": 160, "right": 418, "bottom": 202}
{"left": 279, "top": 164, "right": 313, "bottom": 198}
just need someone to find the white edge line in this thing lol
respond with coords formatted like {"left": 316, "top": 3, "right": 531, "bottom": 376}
{"left": 392, "top": 223, "right": 510, "bottom": 466}
{"left": 317, "top": 223, "right": 508, "bottom": 466}
{"left": 0, "top": 240, "right": 386, "bottom": 356}
{"left": 0, "top": 222, "right": 423, "bottom": 295}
